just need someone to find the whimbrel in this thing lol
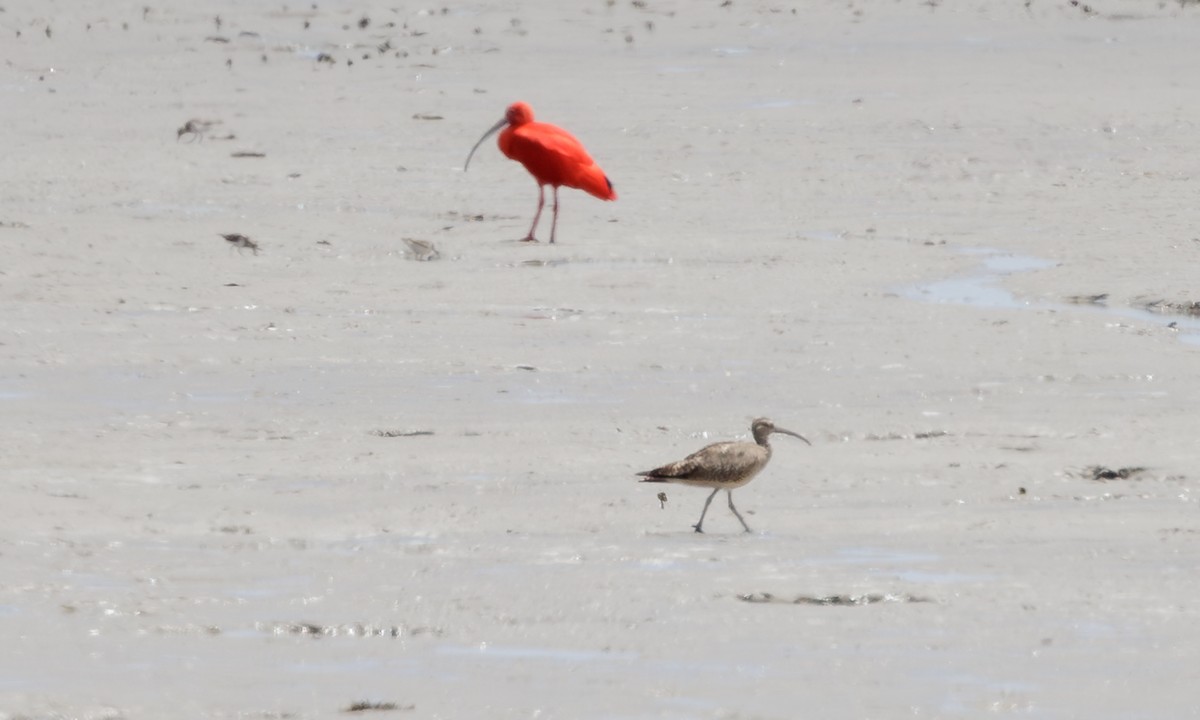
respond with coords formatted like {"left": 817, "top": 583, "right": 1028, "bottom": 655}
{"left": 637, "top": 418, "right": 811, "bottom": 533}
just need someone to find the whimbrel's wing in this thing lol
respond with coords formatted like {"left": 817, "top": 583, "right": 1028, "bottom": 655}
{"left": 637, "top": 441, "right": 758, "bottom": 484}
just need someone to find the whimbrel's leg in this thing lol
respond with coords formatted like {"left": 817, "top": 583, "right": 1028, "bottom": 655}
{"left": 548, "top": 186, "right": 560, "bottom": 244}
{"left": 727, "top": 490, "right": 751, "bottom": 533}
{"left": 522, "top": 185, "right": 545, "bottom": 242}
{"left": 693, "top": 488, "right": 720, "bottom": 533}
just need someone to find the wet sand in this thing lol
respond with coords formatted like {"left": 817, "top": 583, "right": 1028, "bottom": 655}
{"left": 2, "top": 1, "right": 1199, "bottom": 718}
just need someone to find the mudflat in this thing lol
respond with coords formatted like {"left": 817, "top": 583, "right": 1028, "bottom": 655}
{"left": 2, "top": 1, "right": 1198, "bottom": 718}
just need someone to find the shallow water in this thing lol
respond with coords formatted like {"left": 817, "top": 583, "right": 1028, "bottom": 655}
{"left": 906, "top": 247, "right": 1200, "bottom": 345}
{"left": 437, "top": 643, "right": 639, "bottom": 663}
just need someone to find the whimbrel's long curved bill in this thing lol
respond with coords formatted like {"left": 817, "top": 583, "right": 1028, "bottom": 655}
{"left": 775, "top": 427, "right": 812, "bottom": 446}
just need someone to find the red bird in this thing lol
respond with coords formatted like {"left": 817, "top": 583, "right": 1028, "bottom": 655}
{"left": 464, "top": 102, "right": 616, "bottom": 244}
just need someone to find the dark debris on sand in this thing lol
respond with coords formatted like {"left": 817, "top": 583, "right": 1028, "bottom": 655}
{"left": 344, "top": 701, "right": 414, "bottom": 713}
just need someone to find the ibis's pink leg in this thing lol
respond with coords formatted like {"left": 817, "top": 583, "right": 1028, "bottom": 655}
{"left": 549, "top": 186, "right": 560, "bottom": 244}
{"left": 522, "top": 185, "right": 545, "bottom": 242}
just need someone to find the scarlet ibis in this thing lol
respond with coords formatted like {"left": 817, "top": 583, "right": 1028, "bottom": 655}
{"left": 464, "top": 102, "right": 616, "bottom": 244}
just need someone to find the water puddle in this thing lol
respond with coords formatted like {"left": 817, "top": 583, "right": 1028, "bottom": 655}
{"left": 906, "top": 247, "right": 1200, "bottom": 345}
{"left": 905, "top": 249, "right": 1054, "bottom": 310}
{"left": 222, "top": 574, "right": 316, "bottom": 601}
{"left": 60, "top": 569, "right": 136, "bottom": 591}
{"left": 436, "top": 643, "right": 637, "bottom": 663}
{"left": 891, "top": 569, "right": 984, "bottom": 584}
{"left": 834, "top": 547, "right": 940, "bottom": 566}
{"left": 803, "top": 547, "right": 985, "bottom": 585}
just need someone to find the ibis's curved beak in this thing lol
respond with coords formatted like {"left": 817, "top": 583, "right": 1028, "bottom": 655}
{"left": 464, "top": 117, "right": 508, "bottom": 171}
{"left": 774, "top": 427, "right": 812, "bottom": 446}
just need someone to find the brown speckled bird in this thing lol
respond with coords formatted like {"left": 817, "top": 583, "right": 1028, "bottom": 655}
{"left": 637, "top": 418, "right": 810, "bottom": 533}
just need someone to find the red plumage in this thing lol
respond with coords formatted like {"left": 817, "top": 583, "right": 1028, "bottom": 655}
{"left": 465, "top": 101, "right": 616, "bottom": 243}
